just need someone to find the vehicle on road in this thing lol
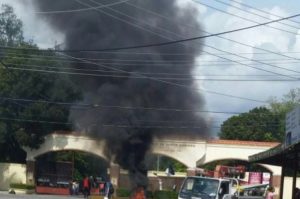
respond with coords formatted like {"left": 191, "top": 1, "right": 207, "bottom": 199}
{"left": 178, "top": 176, "right": 268, "bottom": 199}
{"left": 178, "top": 176, "right": 233, "bottom": 199}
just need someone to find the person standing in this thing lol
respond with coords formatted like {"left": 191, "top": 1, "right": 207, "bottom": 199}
{"left": 83, "top": 176, "right": 90, "bottom": 198}
{"left": 266, "top": 186, "right": 275, "bottom": 199}
{"left": 104, "top": 181, "right": 114, "bottom": 199}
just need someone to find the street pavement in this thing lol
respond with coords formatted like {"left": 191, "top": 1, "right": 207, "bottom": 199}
{"left": 0, "top": 192, "right": 83, "bottom": 199}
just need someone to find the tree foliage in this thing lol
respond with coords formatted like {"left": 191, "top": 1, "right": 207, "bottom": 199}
{"left": 0, "top": 4, "right": 24, "bottom": 46}
{"left": 146, "top": 155, "right": 187, "bottom": 172}
{"left": 219, "top": 88, "right": 300, "bottom": 142}
{"left": 219, "top": 107, "right": 282, "bottom": 141}
{"left": 37, "top": 151, "right": 109, "bottom": 181}
{"left": 0, "top": 4, "right": 81, "bottom": 162}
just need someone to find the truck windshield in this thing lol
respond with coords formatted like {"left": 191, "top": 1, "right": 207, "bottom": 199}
{"left": 180, "top": 177, "right": 219, "bottom": 198}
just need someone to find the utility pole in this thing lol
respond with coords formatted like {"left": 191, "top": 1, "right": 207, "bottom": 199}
{"left": 156, "top": 155, "right": 160, "bottom": 172}
{"left": 72, "top": 151, "right": 75, "bottom": 180}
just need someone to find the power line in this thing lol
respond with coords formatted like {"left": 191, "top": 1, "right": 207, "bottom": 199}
{"left": 0, "top": 12, "right": 299, "bottom": 53}
{"left": 2, "top": 3, "right": 293, "bottom": 102}
{"left": 123, "top": 1, "right": 300, "bottom": 62}
{"left": 34, "top": 0, "right": 130, "bottom": 14}
{"left": 50, "top": 1, "right": 273, "bottom": 102}
{"left": 0, "top": 116, "right": 283, "bottom": 129}
{"left": 3, "top": 1, "right": 300, "bottom": 69}
{"left": 0, "top": 95, "right": 260, "bottom": 115}
{"left": 0, "top": 117, "right": 72, "bottom": 125}
{"left": 4, "top": 53, "right": 300, "bottom": 64}
{"left": 0, "top": 94, "right": 285, "bottom": 125}
{"left": 5, "top": 46, "right": 300, "bottom": 57}
{"left": 213, "top": 0, "right": 300, "bottom": 30}
{"left": 4, "top": 63, "right": 300, "bottom": 82}
{"left": 0, "top": 96, "right": 282, "bottom": 119}
{"left": 73, "top": 0, "right": 300, "bottom": 79}
{"left": 228, "top": 0, "right": 300, "bottom": 26}
{"left": 6, "top": 61, "right": 300, "bottom": 79}
{"left": 58, "top": 53, "right": 268, "bottom": 103}
{"left": 192, "top": 0, "right": 299, "bottom": 35}
{"left": 32, "top": 1, "right": 299, "bottom": 101}
{"left": 71, "top": 1, "right": 300, "bottom": 79}
{"left": 5, "top": 61, "right": 300, "bottom": 77}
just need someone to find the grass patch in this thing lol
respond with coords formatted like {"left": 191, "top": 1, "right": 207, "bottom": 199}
{"left": 10, "top": 183, "right": 35, "bottom": 190}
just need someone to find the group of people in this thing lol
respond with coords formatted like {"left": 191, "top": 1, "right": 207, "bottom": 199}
{"left": 69, "top": 176, "right": 114, "bottom": 198}
{"left": 82, "top": 176, "right": 114, "bottom": 198}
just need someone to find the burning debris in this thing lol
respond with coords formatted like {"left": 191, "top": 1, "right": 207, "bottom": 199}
{"left": 131, "top": 187, "right": 146, "bottom": 199}
{"left": 33, "top": 0, "right": 208, "bottom": 190}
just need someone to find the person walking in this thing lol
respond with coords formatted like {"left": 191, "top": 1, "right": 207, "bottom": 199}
{"left": 104, "top": 181, "right": 114, "bottom": 199}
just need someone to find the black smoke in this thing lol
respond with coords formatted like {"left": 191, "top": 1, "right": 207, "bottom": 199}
{"left": 33, "top": 0, "right": 209, "bottom": 189}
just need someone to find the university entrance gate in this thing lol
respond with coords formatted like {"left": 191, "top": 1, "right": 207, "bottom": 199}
{"left": 24, "top": 133, "right": 281, "bottom": 189}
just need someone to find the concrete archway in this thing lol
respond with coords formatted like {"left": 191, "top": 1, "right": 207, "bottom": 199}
{"left": 23, "top": 133, "right": 281, "bottom": 187}
{"left": 24, "top": 134, "right": 107, "bottom": 161}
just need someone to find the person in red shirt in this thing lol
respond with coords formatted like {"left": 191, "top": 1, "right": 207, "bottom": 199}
{"left": 82, "top": 176, "right": 90, "bottom": 198}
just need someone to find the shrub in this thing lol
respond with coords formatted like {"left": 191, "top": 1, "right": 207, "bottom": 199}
{"left": 146, "top": 190, "right": 154, "bottom": 198}
{"left": 10, "top": 183, "right": 35, "bottom": 190}
{"left": 116, "top": 187, "right": 131, "bottom": 197}
{"left": 153, "top": 190, "right": 178, "bottom": 199}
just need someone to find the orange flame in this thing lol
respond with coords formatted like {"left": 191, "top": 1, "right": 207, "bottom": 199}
{"left": 131, "top": 187, "right": 146, "bottom": 199}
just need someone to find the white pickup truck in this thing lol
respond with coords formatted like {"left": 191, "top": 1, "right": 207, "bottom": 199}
{"left": 178, "top": 176, "right": 268, "bottom": 199}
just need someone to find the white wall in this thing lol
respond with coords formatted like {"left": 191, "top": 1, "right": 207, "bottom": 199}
{"left": 282, "top": 177, "right": 300, "bottom": 199}
{"left": 0, "top": 163, "right": 26, "bottom": 191}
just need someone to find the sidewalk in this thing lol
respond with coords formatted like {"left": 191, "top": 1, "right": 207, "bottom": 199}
{"left": 0, "top": 191, "right": 83, "bottom": 198}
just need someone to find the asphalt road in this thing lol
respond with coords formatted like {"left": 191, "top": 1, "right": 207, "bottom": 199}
{"left": 0, "top": 193, "right": 83, "bottom": 199}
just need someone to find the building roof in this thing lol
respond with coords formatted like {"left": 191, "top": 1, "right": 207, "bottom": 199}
{"left": 249, "top": 141, "right": 300, "bottom": 168}
{"left": 208, "top": 139, "right": 280, "bottom": 147}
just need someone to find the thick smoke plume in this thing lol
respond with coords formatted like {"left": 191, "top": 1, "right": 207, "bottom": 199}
{"left": 33, "top": 0, "right": 209, "bottom": 189}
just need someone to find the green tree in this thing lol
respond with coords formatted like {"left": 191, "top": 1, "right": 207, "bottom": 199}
{"left": 0, "top": 4, "right": 24, "bottom": 46}
{"left": 268, "top": 88, "right": 300, "bottom": 137}
{"left": 37, "top": 151, "right": 109, "bottom": 181}
{"left": 219, "top": 107, "right": 282, "bottom": 141}
{"left": 0, "top": 4, "right": 81, "bottom": 162}
{"left": 219, "top": 89, "right": 300, "bottom": 142}
{"left": 146, "top": 155, "right": 187, "bottom": 172}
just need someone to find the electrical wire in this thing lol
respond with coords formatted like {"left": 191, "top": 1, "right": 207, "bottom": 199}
{"left": 0, "top": 116, "right": 283, "bottom": 129}
{"left": 48, "top": 0, "right": 300, "bottom": 79}
{"left": 48, "top": 1, "right": 299, "bottom": 102}
{"left": 5, "top": 61, "right": 300, "bottom": 77}
{"left": 213, "top": 0, "right": 300, "bottom": 30}
{"left": 58, "top": 53, "right": 269, "bottom": 103}
{"left": 1, "top": 1, "right": 298, "bottom": 102}
{"left": 3, "top": 63, "right": 300, "bottom": 82}
{"left": 0, "top": 54, "right": 269, "bottom": 104}
{"left": 0, "top": 95, "right": 261, "bottom": 115}
{"left": 125, "top": 1, "right": 300, "bottom": 62}
{"left": 192, "top": 0, "right": 299, "bottom": 35}
{"left": 4, "top": 52, "right": 300, "bottom": 64}
{"left": 34, "top": 0, "right": 130, "bottom": 14}
{"left": 38, "top": 0, "right": 300, "bottom": 67}
{"left": 0, "top": 117, "right": 280, "bottom": 129}
{"left": 70, "top": 1, "right": 300, "bottom": 79}
{"left": 0, "top": 12, "right": 298, "bottom": 52}
{"left": 228, "top": 0, "right": 300, "bottom": 26}
{"left": 5, "top": 46, "right": 300, "bottom": 57}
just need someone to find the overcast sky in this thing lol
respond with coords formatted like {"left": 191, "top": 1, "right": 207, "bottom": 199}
{"left": 1, "top": 0, "right": 300, "bottom": 136}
